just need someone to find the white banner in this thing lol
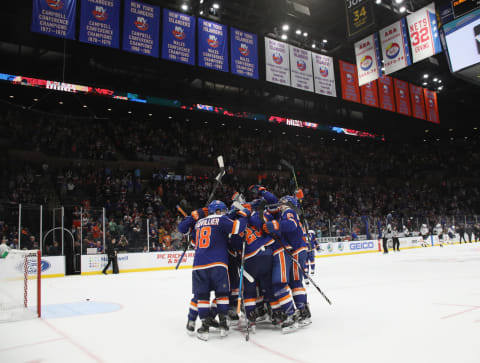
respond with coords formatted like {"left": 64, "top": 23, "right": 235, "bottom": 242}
{"left": 265, "top": 37, "right": 290, "bottom": 86}
{"left": 407, "top": 2, "right": 442, "bottom": 63}
{"left": 355, "top": 33, "right": 383, "bottom": 87}
{"left": 312, "top": 53, "right": 337, "bottom": 97}
{"left": 380, "top": 19, "right": 412, "bottom": 75}
{"left": 289, "top": 45, "right": 314, "bottom": 92}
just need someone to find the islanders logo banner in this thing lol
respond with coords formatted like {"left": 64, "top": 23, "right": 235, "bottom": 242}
{"left": 265, "top": 37, "right": 290, "bottom": 86}
{"left": 289, "top": 45, "right": 314, "bottom": 92}
{"left": 230, "top": 27, "right": 258, "bottom": 79}
{"left": 313, "top": 53, "right": 337, "bottom": 97}
{"left": 198, "top": 19, "right": 228, "bottom": 72}
{"left": 79, "top": 0, "right": 120, "bottom": 49}
{"left": 161, "top": 9, "right": 195, "bottom": 65}
{"left": 31, "top": 0, "right": 77, "bottom": 39}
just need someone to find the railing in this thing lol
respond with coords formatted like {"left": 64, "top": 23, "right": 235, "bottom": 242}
{"left": 1, "top": 202, "right": 477, "bottom": 255}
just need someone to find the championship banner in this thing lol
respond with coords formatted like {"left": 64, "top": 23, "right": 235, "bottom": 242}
{"left": 378, "top": 75, "right": 396, "bottom": 112}
{"left": 360, "top": 80, "right": 379, "bottom": 107}
{"left": 31, "top": 0, "right": 77, "bottom": 39}
{"left": 289, "top": 46, "right": 314, "bottom": 92}
{"left": 407, "top": 2, "right": 442, "bottom": 63}
{"left": 79, "top": 0, "right": 120, "bottom": 48}
{"left": 354, "top": 33, "right": 383, "bottom": 87}
{"left": 339, "top": 60, "right": 361, "bottom": 103}
{"left": 312, "top": 53, "right": 337, "bottom": 97}
{"left": 161, "top": 9, "right": 195, "bottom": 65}
{"left": 265, "top": 37, "right": 290, "bottom": 86}
{"left": 379, "top": 19, "right": 412, "bottom": 75}
{"left": 230, "top": 27, "right": 258, "bottom": 79}
{"left": 122, "top": 0, "right": 160, "bottom": 57}
{"left": 424, "top": 89, "right": 440, "bottom": 123}
{"left": 198, "top": 19, "right": 229, "bottom": 72}
{"left": 394, "top": 78, "right": 411, "bottom": 116}
{"left": 409, "top": 84, "right": 426, "bottom": 120}
{"left": 345, "top": 0, "right": 375, "bottom": 37}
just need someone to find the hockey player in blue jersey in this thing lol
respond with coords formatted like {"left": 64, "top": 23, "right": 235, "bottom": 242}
{"left": 276, "top": 196, "right": 311, "bottom": 327}
{"left": 305, "top": 229, "right": 320, "bottom": 280}
{"left": 192, "top": 200, "right": 249, "bottom": 341}
{"left": 249, "top": 185, "right": 299, "bottom": 333}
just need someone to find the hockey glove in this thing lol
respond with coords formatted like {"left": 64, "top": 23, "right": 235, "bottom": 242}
{"left": 262, "top": 220, "right": 280, "bottom": 234}
{"left": 191, "top": 207, "right": 208, "bottom": 221}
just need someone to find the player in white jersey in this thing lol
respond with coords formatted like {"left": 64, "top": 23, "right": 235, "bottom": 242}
{"left": 420, "top": 224, "right": 430, "bottom": 247}
{"left": 434, "top": 224, "right": 444, "bottom": 247}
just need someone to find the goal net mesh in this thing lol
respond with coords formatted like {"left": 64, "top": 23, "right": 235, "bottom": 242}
{"left": 0, "top": 249, "right": 40, "bottom": 322}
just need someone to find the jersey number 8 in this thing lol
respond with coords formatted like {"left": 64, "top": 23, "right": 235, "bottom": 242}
{"left": 196, "top": 226, "right": 211, "bottom": 249}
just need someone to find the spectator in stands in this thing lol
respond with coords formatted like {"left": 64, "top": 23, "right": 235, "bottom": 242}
{"left": 47, "top": 241, "right": 61, "bottom": 256}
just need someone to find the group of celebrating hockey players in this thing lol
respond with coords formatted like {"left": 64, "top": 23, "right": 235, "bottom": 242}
{"left": 177, "top": 185, "right": 320, "bottom": 341}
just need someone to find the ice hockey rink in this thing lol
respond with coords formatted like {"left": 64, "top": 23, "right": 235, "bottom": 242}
{"left": 1, "top": 243, "right": 479, "bottom": 363}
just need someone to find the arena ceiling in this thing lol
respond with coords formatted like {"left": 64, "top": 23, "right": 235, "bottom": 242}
{"left": 0, "top": 0, "right": 479, "bottom": 139}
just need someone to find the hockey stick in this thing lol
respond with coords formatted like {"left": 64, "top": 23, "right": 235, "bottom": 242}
{"left": 280, "top": 159, "right": 313, "bottom": 251}
{"left": 176, "top": 205, "right": 188, "bottom": 217}
{"left": 175, "top": 156, "right": 225, "bottom": 270}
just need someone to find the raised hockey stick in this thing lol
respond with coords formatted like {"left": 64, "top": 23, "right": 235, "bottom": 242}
{"left": 175, "top": 156, "right": 225, "bottom": 270}
{"left": 279, "top": 159, "right": 313, "bottom": 250}
{"left": 176, "top": 205, "right": 188, "bottom": 217}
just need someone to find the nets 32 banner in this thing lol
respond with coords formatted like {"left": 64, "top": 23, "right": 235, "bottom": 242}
{"left": 79, "top": 0, "right": 120, "bottom": 48}
{"left": 31, "top": 0, "right": 77, "bottom": 39}
{"left": 355, "top": 33, "right": 383, "bottom": 87}
{"left": 122, "top": 0, "right": 160, "bottom": 57}
{"left": 312, "top": 53, "right": 337, "bottom": 97}
{"left": 161, "top": 9, "right": 195, "bottom": 65}
{"left": 379, "top": 18, "right": 412, "bottom": 75}
{"left": 198, "top": 19, "right": 229, "bottom": 72}
{"left": 290, "top": 46, "right": 314, "bottom": 92}
{"left": 230, "top": 27, "right": 258, "bottom": 79}
{"left": 265, "top": 37, "right": 290, "bottom": 86}
{"left": 407, "top": 2, "right": 442, "bottom": 63}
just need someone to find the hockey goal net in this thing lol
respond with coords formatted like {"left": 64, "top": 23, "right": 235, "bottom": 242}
{"left": 0, "top": 249, "right": 41, "bottom": 322}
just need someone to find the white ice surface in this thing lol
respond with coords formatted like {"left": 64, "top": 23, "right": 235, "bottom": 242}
{"left": 1, "top": 244, "right": 479, "bottom": 363}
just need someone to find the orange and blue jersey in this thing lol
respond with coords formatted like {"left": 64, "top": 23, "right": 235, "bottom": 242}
{"left": 193, "top": 214, "right": 246, "bottom": 271}
{"left": 279, "top": 208, "right": 307, "bottom": 254}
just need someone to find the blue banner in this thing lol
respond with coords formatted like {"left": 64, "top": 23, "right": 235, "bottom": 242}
{"left": 79, "top": 0, "right": 120, "bottom": 48}
{"left": 161, "top": 9, "right": 195, "bottom": 65}
{"left": 31, "top": 0, "right": 77, "bottom": 39}
{"left": 198, "top": 19, "right": 228, "bottom": 72}
{"left": 230, "top": 27, "right": 258, "bottom": 79}
{"left": 122, "top": 0, "right": 160, "bottom": 57}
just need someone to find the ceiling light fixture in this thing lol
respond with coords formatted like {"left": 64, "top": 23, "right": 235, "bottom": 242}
{"left": 282, "top": 24, "right": 289, "bottom": 31}
{"left": 281, "top": 34, "right": 288, "bottom": 40}
{"left": 212, "top": 3, "right": 219, "bottom": 9}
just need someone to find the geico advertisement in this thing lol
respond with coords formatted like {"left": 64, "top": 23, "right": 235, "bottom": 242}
{"left": 317, "top": 240, "right": 378, "bottom": 256}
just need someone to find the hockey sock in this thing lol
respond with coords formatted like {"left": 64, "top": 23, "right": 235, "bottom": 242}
{"left": 188, "top": 297, "right": 199, "bottom": 321}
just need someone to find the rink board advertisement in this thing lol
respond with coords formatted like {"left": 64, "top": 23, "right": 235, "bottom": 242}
{"left": 312, "top": 53, "right": 337, "bottom": 97}
{"left": 379, "top": 19, "right": 412, "bottom": 75}
{"left": 378, "top": 75, "right": 396, "bottom": 112}
{"left": 230, "top": 27, "right": 258, "bottom": 79}
{"left": 407, "top": 2, "right": 442, "bottom": 64}
{"left": 161, "top": 9, "right": 196, "bottom": 65}
{"left": 316, "top": 240, "right": 379, "bottom": 257}
{"left": 198, "top": 19, "right": 229, "bottom": 72}
{"left": 31, "top": 0, "right": 77, "bottom": 39}
{"left": 81, "top": 251, "right": 195, "bottom": 274}
{"left": 339, "top": 60, "right": 361, "bottom": 103}
{"left": 122, "top": 0, "right": 160, "bottom": 57}
{"left": 265, "top": 37, "right": 291, "bottom": 86}
{"left": 354, "top": 33, "right": 383, "bottom": 87}
{"left": 79, "top": 0, "right": 120, "bottom": 48}
{"left": 40, "top": 256, "right": 66, "bottom": 277}
{"left": 289, "top": 45, "right": 314, "bottom": 92}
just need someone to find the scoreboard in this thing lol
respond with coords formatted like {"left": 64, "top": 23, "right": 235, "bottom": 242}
{"left": 452, "top": 0, "right": 480, "bottom": 18}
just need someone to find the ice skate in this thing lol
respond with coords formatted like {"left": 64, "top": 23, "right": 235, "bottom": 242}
{"left": 186, "top": 319, "right": 195, "bottom": 336}
{"left": 219, "top": 313, "right": 229, "bottom": 337}
{"left": 227, "top": 308, "right": 239, "bottom": 327}
{"left": 281, "top": 314, "right": 298, "bottom": 334}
